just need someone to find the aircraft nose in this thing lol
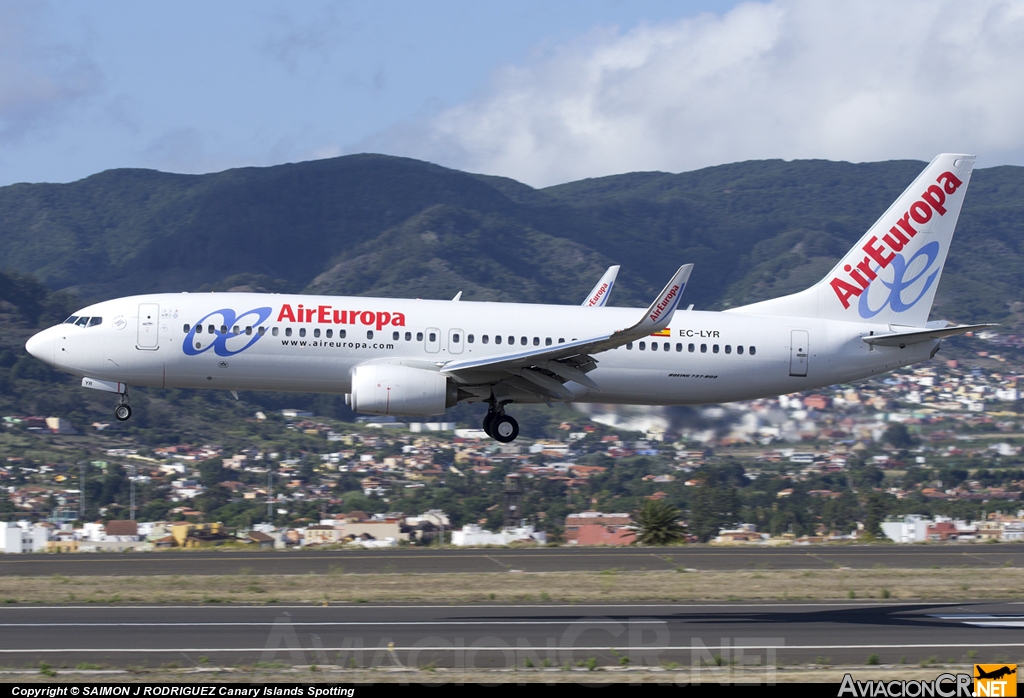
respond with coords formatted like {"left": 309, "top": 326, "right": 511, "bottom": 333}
{"left": 25, "top": 328, "right": 55, "bottom": 366}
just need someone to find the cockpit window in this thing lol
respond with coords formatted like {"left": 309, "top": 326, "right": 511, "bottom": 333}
{"left": 75, "top": 317, "right": 89, "bottom": 327}
{"left": 87, "top": 317, "right": 102, "bottom": 327}
{"left": 64, "top": 316, "right": 79, "bottom": 325}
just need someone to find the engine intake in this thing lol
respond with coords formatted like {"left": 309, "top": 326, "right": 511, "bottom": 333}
{"left": 347, "top": 364, "right": 458, "bottom": 416}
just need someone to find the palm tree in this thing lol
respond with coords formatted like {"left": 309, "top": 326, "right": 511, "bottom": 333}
{"left": 633, "top": 499, "right": 684, "bottom": 545}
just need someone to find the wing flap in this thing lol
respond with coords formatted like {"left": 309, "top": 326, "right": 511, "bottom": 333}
{"left": 443, "top": 264, "right": 693, "bottom": 385}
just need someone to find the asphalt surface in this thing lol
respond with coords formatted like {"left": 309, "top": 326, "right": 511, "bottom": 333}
{"left": 3, "top": 545, "right": 1024, "bottom": 576}
{"left": 0, "top": 601, "right": 1022, "bottom": 669}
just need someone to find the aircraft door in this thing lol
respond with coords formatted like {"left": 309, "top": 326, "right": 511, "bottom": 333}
{"left": 137, "top": 303, "right": 160, "bottom": 350}
{"left": 425, "top": 327, "right": 440, "bottom": 353}
{"left": 448, "top": 328, "right": 464, "bottom": 355}
{"left": 789, "top": 329, "right": 808, "bottom": 377}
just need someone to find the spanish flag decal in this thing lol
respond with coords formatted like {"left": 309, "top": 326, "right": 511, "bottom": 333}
{"left": 650, "top": 328, "right": 671, "bottom": 337}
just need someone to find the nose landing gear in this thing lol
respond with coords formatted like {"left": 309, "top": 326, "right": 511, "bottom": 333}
{"left": 114, "top": 391, "right": 132, "bottom": 422}
{"left": 482, "top": 403, "right": 519, "bottom": 443}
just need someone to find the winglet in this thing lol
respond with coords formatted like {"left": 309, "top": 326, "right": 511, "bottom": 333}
{"left": 636, "top": 264, "right": 692, "bottom": 334}
{"left": 582, "top": 265, "right": 620, "bottom": 307}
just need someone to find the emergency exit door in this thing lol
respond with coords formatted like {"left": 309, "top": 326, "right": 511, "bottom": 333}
{"left": 789, "top": 329, "right": 808, "bottom": 377}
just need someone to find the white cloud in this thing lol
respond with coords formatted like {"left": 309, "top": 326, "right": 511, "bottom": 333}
{"left": 371, "top": 0, "right": 1024, "bottom": 186}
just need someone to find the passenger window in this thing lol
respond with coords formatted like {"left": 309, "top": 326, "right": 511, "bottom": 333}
{"left": 520, "top": 337, "right": 527, "bottom": 345}
{"left": 259, "top": 327, "right": 266, "bottom": 336}
{"left": 339, "top": 330, "right": 346, "bottom": 338}
{"left": 508, "top": 336, "right": 514, "bottom": 345}
{"left": 183, "top": 324, "right": 190, "bottom": 333}
{"left": 558, "top": 338, "right": 565, "bottom": 343}
{"left": 88, "top": 317, "right": 102, "bottom": 327}
{"left": 428, "top": 332, "right": 435, "bottom": 342}
{"left": 272, "top": 327, "right": 279, "bottom": 337}
{"left": 639, "top": 342, "right": 646, "bottom": 350}
{"left": 482, "top": 335, "right": 489, "bottom": 344}
{"left": 285, "top": 328, "right": 292, "bottom": 337}
{"left": 689, "top": 343, "right": 695, "bottom": 352}
{"left": 220, "top": 325, "right": 227, "bottom": 335}
{"left": 367, "top": 330, "right": 374, "bottom": 339}
{"left": 208, "top": 325, "right": 215, "bottom": 334}
{"left": 76, "top": 317, "right": 89, "bottom": 327}
{"left": 495, "top": 336, "right": 502, "bottom": 345}
{"left": 392, "top": 331, "right": 399, "bottom": 341}
{"left": 725, "top": 345, "right": 731, "bottom": 354}
{"left": 417, "top": 332, "right": 423, "bottom": 341}
{"left": 737, "top": 345, "right": 744, "bottom": 355}
{"left": 545, "top": 338, "right": 552, "bottom": 346}
{"left": 676, "top": 343, "right": 682, "bottom": 352}
{"left": 233, "top": 325, "right": 240, "bottom": 335}
{"left": 651, "top": 342, "right": 658, "bottom": 351}
{"left": 245, "top": 326, "right": 252, "bottom": 335}
{"left": 313, "top": 328, "right": 321, "bottom": 338}
{"left": 405, "top": 332, "right": 412, "bottom": 341}
{"left": 700, "top": 344, "right": 707, "bottom": 353}
{"left": 750, "top": 346, "right": 756, "bottom": 355}
{"left": 324, "top": 329, "right": 331, "bottom": 338}
{"left": 468, "top": 334, "right": 474, "bottom": 344}
{"left": 713, "top": 344, "right": 719, "bottom": 353}
{"left": 453, "top": 334, "right": 460, "bottom": 343}
{"left": 626, "top": 342, "right": 633, "bottom": 350}
{"left": 299, "top": 328, "right": 306, "bottom": 338}
{"left": 64, "top": 316, "right": 79, "bottom": 325}
{"left": 533, "top": 337, "right": 539, "bottom": 346}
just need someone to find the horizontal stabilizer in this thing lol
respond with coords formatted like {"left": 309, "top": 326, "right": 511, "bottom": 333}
{"left": 862, "top": 323, "right": 996, "bottom": 348}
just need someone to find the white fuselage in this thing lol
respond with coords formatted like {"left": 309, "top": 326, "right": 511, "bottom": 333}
{"left": 26, "top": 292, "right": 937, "bottom": 406}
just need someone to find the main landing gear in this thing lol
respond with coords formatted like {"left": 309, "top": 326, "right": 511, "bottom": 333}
{"left": 114, "top": 391, "right": 132, "bottom": 422}
{"left": 482, "top": 403, "right": 519, "bottom": 443}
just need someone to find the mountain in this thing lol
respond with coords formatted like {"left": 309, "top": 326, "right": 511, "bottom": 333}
{"left": 1, "top": 154, "right": 1023, "bottom": 325}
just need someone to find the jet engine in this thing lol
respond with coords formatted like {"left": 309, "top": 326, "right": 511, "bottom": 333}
{"left": 347, "top": 364, "right": 459, "bottom": 416}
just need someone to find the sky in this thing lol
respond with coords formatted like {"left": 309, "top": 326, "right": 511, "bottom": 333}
{"left": 3, "top": 0, "right": 1024, "bottom": 188}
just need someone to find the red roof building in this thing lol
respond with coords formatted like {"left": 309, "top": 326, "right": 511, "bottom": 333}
{"left": 564, "top": 512, "right": 636, "bottom": 546}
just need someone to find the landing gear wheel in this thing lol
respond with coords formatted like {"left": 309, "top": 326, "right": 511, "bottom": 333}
{"left": 492, "top": 415, "right": 519, "bottom": 443}
{"left": 482, "top": 412, "right": 496, "bottom": 438}
{"left": 115, "top": 404, "right": 132, "bottom": 422}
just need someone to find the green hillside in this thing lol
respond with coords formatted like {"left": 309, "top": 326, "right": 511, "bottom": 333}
{"left": 1, "top": 154, "right": 1022, "bottom": 325}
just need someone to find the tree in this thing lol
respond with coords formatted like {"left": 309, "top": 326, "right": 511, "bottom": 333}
{"left": 688, "top": 479, "right": 739, "bottom": 542}
{"left": 198, "top": 459, "right": 228, "bottom": 488}
{"left": 633, "top": 499, "right": 684, "bottom": 546}
{"left": 882, "top": 423, "right": 917, "bottom": 449}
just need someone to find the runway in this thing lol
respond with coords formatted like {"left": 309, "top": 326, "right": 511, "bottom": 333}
{"left": 0, "top": 601, "right": 1021, "bottom": 669}
{"left": 4, "top": 544, "right": 1024, "bottom": 576}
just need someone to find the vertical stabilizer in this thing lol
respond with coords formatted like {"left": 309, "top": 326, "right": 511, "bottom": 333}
{"left": 728, "top": 153, "right": 975, "bottom": 326}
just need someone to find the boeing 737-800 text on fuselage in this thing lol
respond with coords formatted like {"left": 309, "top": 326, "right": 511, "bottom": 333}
{"left": 26, "top": 154, "right": 990, "bottom": 442}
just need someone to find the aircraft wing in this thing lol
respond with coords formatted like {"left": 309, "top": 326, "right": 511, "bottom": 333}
{"left": 861, "top": 322, "right": 996, "bottom": 348}
{"left": 581, "top": 265, "right": 620, "bottom": 307}
{"left": 442, "top": 264, "right": 692, "bottom": 398}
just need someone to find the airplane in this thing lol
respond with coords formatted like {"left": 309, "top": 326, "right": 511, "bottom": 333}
{"left": 25, "top": 153, "right": 992, "bottom": 443}
{"left": 975, "top": 666, "right": 1016, "bottom": 681}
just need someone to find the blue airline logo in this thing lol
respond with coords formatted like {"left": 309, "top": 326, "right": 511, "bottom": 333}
{"left": 858, "top": 241, "right": 940, "bottom": 319}
{"left": 183, "top": 307, "right": 272, "bottom": 357}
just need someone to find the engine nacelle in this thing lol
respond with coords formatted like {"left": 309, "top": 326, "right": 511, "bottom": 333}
{"left": 347, "top": 364, "right": 458, "bottom": 416}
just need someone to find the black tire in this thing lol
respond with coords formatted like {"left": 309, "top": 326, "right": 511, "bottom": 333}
{"left": 492, "top": 415, "right": 519, "bottom": 443}
{"left": 482, "top": 412, "right": 496, "bottom": 437}
{"left": 115, "top": 404, "right": 132, "bottom": 422}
